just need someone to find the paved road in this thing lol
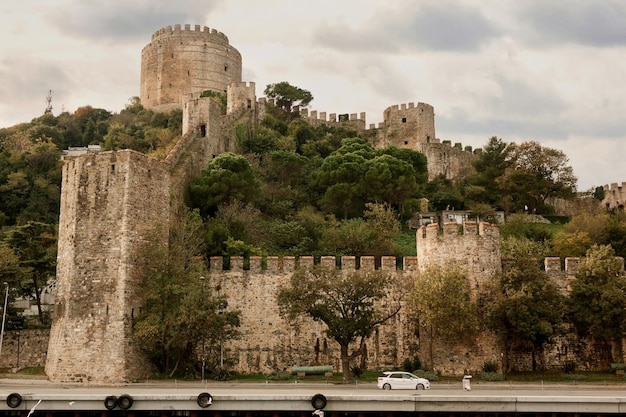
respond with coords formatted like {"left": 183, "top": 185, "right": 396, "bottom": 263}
{"left": 3, "top": 379, "right": 626, "bottom": 414}
{"left": 2, "top": 378, "right": 626, "bottom": 396}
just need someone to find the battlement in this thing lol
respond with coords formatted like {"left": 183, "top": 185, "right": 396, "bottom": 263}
{"left": 300, "top": 108, "right": 367, "bottom": 124}
{"left": 208, "top": 255, "right": 419, "bottom": 272}
{"left": 150, "top": 24, "right": 229, "bottom": 43}
{"left": 536, "top": 256, "right": 624, "bottom": 276}
{"left": 601, "top": 182, "right": 626, "bottom": 210}
{"left": 604, "top": 182, "right": 626, "bottom": 192}
{"left": 230, "top": 81, "right": 256, "bottom": 89}
{"left": 384, "top": 101, "right": 434, "bottom": 114}
{"left": 417, "top": 221, "right": 500, "bottom": 240}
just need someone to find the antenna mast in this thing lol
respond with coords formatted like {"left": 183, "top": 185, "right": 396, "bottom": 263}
{"left": 44, "top": 90, "right": 53, "bottom": 115}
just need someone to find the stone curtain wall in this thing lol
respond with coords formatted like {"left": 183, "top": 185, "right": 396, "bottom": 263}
{"left": 298, "top": 100, "right": 475, "bottom": 184}
{"left": 211, "top": 256, "right": 417, "bottom": 375}
{"left": 140, "top": 24, "right": 242, "bottom": 112}
{"left": 46, "top": 150, "right": 170, "bottom": 384}
{"left": 0, "top": 330, "right": 49, "bottom": 370}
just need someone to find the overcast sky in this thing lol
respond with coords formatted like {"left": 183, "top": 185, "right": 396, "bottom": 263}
{"left": 1, "top": 0, "right": 625, "bottom": 191}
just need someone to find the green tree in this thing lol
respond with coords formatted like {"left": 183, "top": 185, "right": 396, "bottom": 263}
{"left": 483, "top": 258, "right": 564, "bottom": 371}
{"left": 2, "top": 221, "right": 57, "bottom": 325}
{"left": 423, "top": 175, "right": 465, "bottom": 211}
{"left": 264, "top": 82, "right": 313, "bottom": 113}
{"left": 410, "top": 265, "right": 478, "bottom": 369}
{"left": 277, "top": 265, "right": 405, "bottom": 382}
{"left": 363, "top": 155, "right": 419, "bottom": 213}
{"left": 568, "top": 245, "right": 626, "bottom": 366}
{"left": 316, "top": 146, "right": 369, "bottom": 218}
{"left": 189, "top": 153, "right": 261, "bottom": 217}
{"left": 319, "top": 203, "right": 400, "bottom": 258}
{"left": 497, "top": 141, "right": 577, "bottom": 213}
{"left": 134, "top": 209, "right": 241, "bottom": 377}
{"left": 551, "top": 231, "right": 592, "bottom": 258}
{"left": 315, "top": 138, "right": 422, "bottom": 219}
{"left": 600, "top": 213, "right": 626, "bottom": 259}
{"left": 466, "top": 136, "right": 510, "bottom": 208}
{"left": 500, "top": 236, "right": 551, "bottom": 261}
{"left": 0, "top": 244, "right": 29, "bottom": 329}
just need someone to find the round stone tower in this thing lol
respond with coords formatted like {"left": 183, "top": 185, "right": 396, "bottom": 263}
{"left": 140, "top": 24, "right": 242, "bottom": 112}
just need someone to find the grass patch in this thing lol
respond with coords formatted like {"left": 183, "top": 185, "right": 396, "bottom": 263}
{"left": 395, "top": 228, "right": 417, "bottom": 258}
{"left": 16, "top": 367, "right": 45, "bottom": 375}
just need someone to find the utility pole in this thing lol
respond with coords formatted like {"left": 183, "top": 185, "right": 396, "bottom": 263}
{"left": 0, "top": 282, "right": 9, "bottom": 358}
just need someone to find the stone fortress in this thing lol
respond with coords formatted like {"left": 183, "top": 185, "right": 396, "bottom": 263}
{"left": 37, "top": 24, "right": 623, "bottom": 384}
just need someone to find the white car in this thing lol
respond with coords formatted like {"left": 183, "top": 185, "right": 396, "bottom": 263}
{"left": 377, "top": 371, "right": 430, "bottom": 390}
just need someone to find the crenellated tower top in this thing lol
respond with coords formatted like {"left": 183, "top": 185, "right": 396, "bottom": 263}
{"left": 140, "top": 24, "right": 242, "bottom": 112}
{"left": 416, "top": 221, "right": 501, "bottom": 291}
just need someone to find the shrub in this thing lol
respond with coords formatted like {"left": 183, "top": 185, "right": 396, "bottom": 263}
{"left": 563, "top": 361, "right": 577, "bottom": 374}
{"left": 402, "top": 357, "right": 421, "bottom": 372}
{"left": 481, "top": 372, "right": 504, "bottom": 381}
{"left": 413, "top": 369, "right": 439, "bottom": 381}
{"left": 562, "top": 373, "right": 586, "bottom": 381}
{"left": 266, "top": 371, "right": 291, "bottom": 381}
{"left": 213, "top": 367, "right": 231, "bottom": 381}
{"left": 351, "top": 365, "right": 364, "bottom": 378}
{"left": 482, "top": 360, "right": 499, "bottom": 373}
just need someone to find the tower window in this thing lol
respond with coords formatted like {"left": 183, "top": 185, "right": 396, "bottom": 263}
{"left": 200, "top": 125, "right": 207, "bottom": 137}
{"left": 224, "top": 64, "right": 228, "bottom": 71}
{"left": 402, "top": 117, "right": 407, "bottom": 123}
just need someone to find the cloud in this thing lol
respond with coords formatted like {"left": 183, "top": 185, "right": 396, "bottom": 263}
{"left": 517, "top": 1, "right": 626, "bottom": 47}
{"left": 46, "top": 0, "right": 223, "bottom": 42}
{"left": 0, "top": 56, "right": 74, "bottom": 120}
{"left": 314, "top": 1, "right": 500, "bottom": 53}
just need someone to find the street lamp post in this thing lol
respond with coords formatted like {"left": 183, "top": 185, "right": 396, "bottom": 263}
{"left": 199, "top": 276, "right": 206, "bottom": 383}
{"left": 0, "top": 282, "right": 9, "bottom": 358}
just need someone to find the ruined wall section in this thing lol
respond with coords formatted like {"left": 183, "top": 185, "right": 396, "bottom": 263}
{"left": 140, "top": 24, "right": 242, "bottom": 112}
{"left": 46, "top": 150, "right": 170, "bottom": 384}
{"left": 418, "top": 142, "right": 476, "bottom": 182}
{"left": 602, "top": 182, "right": 626, "bottom": 210}
{"left": 211, "top": 256, "right": 418, "bottom": 374}
{"left": 227, "top": 82, "right": 257, "bottom": 115}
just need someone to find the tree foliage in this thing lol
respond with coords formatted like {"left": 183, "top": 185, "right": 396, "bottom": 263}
{"left": 264, "top": 82, "right": 313, "bottom": 113}
{"left": 482, "top": 258, "right": 564, "bottom": 371}
{"left": 2, "top": 221, "right": 57, "bottom": 325}
{"left": 497, "top": 141, "right": 577, "bottom": 213}
{"left": 314, "top": 138, "right": 425, "bottom": 218}
{"left": 410, "top": 265, "right": 478, "bottom": 368}
{"left": 568, "top": 244, "right": 626, "bottom": 364}
{"left": 133, "top": 209, "right": 240, "bottom": 377}
{"left": 188, "top": 153, "right": 261, "bottom": 217}
{"left": 277, "top": 265, "right": 406, "bottom": 382}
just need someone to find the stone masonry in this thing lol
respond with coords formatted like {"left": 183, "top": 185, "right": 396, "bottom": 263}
{"left": 140, "top": 24, "right": 242, "bottom": 112}
{"left": 44, "top": 24, "right": 617, "bottom": 384}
